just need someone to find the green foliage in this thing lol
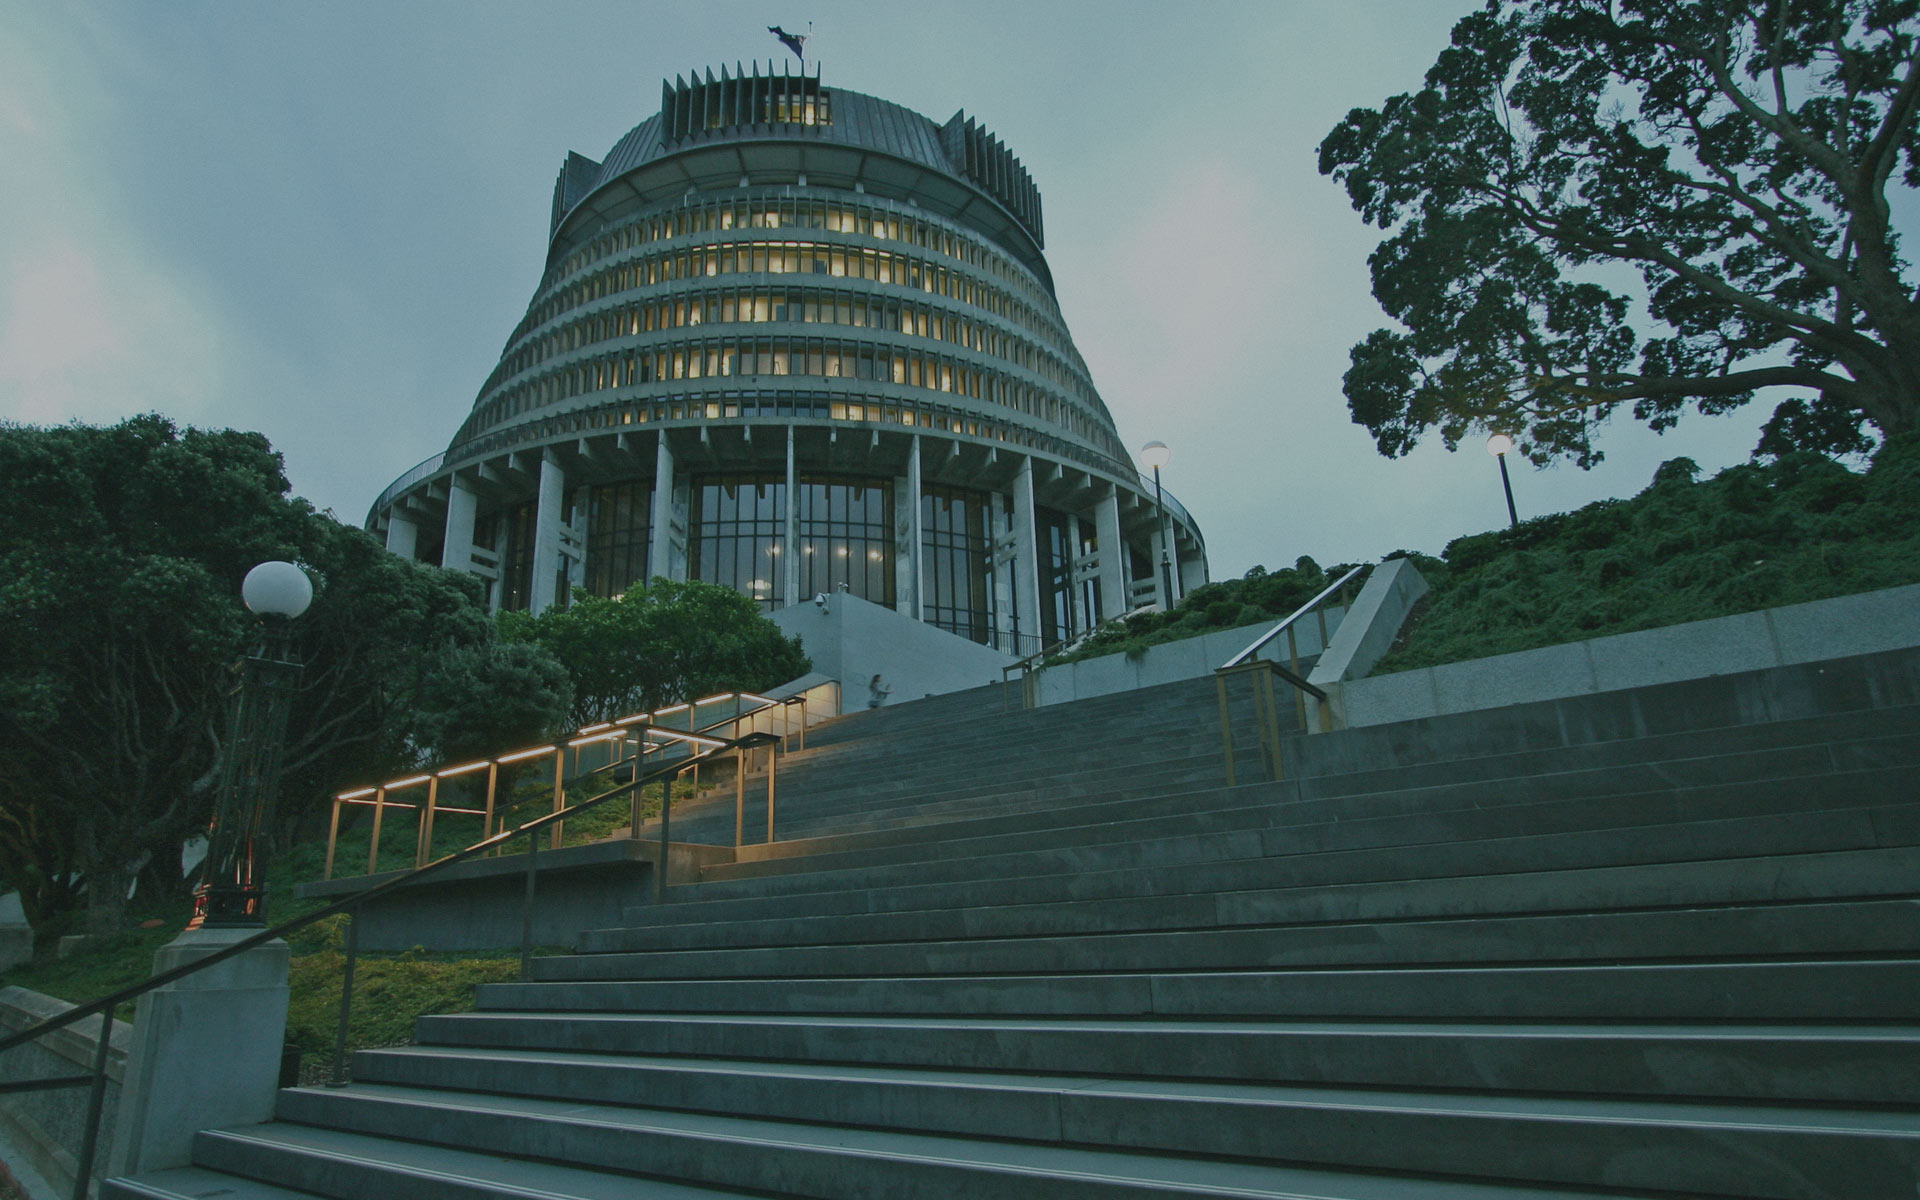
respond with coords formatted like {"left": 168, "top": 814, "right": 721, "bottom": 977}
{"left": 501, "top": 578, "right": 810, "bottom": 725}
{"left": 283, "top": 935, "right": 521, "bottom": 1079}
{"left": 1048, "top": 557, "right": 1361, "bottom": 665}
{"left": 412, "top": 640, "right": 572, "bottom": 764}
{"left": 1319, "top": 1, "right": 1920, "bottom": 467}
{"left": 1379, "top": 435, "right": 1920, "bottom": 672}
{"left": 0, "top": 415, "right": 500, "bottom": 938}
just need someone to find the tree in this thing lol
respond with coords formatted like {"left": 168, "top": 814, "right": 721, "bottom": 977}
{"left": 500, "top": 580, "right": 810, "bottom": 726}
{"left": 412, "top": 641, "right": 573, "bottom": 765}
{"left": 1318, "top": 0, "right": 1920, "bottom": 468}
{"left": 0, "top": 416, "right": 499, "bottom": 938}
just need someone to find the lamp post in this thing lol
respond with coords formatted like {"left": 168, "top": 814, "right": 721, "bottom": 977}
{"left": 194, "top": 561, "right": 313, "bottom": 928}
{"left": 1139, "top": 440, "right": 1175, "bottom": 609}
{"left": 1486, "top": 433, "right": 1520, "bottom": 529}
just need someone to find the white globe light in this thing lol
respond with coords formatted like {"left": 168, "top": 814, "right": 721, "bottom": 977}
{"left": 242, "top": 561, "right": 313, "bottom": 618}
{"left": 1486, "top": 433, "right": 1515, "bottom": 457}
{"left": 1139, "top": 440, "right": 1172, "bottom": 470}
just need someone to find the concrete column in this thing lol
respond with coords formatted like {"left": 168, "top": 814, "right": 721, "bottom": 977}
{"left": 989, "top": 492, "right": 1015, "bottom": 652}
{"left": 1067, "top": 513, "right": 1090, "bottom": 634}
{"left": 384, "top": 513, "right": 419, "bottom": 560}
{"left": 528, "top": 450, "right": 566, "bottom": 616}
{"left": 898, "top": 437, "right": 923, "bottom": 618}
{"left": 108, "top": 929, "right": 290, "bottom": 1177}
{"left": 1095, "top": 487, "right": 1126, "bottom": 620}
{"left": 1011, "top": 456, "right": 1043, "bottom": 655}
{"left": 648, "top": 435, "right": 676, "bottom": 585}
{"left": 564, "top": 484, "right": 589, "bottom": 598}
{"left": 784, "top": 426, "right": 799, "bottom": 607}
{"left": 443, "top": 479, "right": 478, "bottom": 575}
{"left": 1153, "top": 517, "right": 1174, "bottom": 609}
{"left": 1178, "top": 537, "right": 1208, "bottom": 595}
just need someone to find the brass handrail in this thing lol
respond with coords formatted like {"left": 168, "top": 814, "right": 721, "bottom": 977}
{"left": 321, "top": 688, "right": 810, "bottom": 881}
{"left": 1214, "top": 564, "right": 1369, "bottom": 784}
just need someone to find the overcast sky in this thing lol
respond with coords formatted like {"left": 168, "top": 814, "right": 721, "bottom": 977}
{"left": 3, "top": 1, "right": 1795, "bottom": 579}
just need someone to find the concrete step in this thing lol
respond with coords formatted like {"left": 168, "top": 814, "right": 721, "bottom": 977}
{"left": 680, "top": 712, "right": 1919, "bottom": 859}
{"left": 181, "top": 1122, "right": 762, "bottom": 1199}
{"left": 691, "top": 737, "right": 1888, "bottom": 888}
{"left": 412, "top": 1011, "right": 1920, "bottom": 1106}
{"left": 582, "top": 834, "right": 1920, "bottom": 956}
{"left": 619, "top": 767, "right": 1914, "bottom": 922}
{"left": 602, "top": 793, "right": 1917, "bottom": 941}
{"left": 475, "top": 958, "right": 1920, "bottom": 1020}
{"left": 266, "top": 1080, "right": 1817, "bottom": 1200}
{"left": 274, "top": 1072, "right": 1920, "bottom": 1200}
{"left": 602, "top": 791, "right": 1920, "bottom": 940}
{"left": 1293, "top": 705, "right": 1920, "bottom": 800}
{"left": 542, "top": 897, "right": 1920, "bottom": 982}
{"left": 104, "top": 1170, "right": 326, "bottom": 1200}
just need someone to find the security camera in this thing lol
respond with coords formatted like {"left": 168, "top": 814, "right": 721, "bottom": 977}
{"left": 813, "top": 593, "right": 830, "bottom": 612}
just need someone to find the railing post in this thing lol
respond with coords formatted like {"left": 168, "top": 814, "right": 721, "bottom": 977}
{"left": 1216, "top": 672, "right": 1236, "bottom": 787}
{"left": 1287, "top": 626, "right": 1308, "bottom": 732}
{"left": 330, "top": 908, "right": 359, "bottom": 1086}
{"left": 324, "top": 794, "right": 342, "bottom": 881}
{"left": 549, "top": 753, "right": 565, "bottom": 850}
{"left": 416, "top": 775, "right": 439, "bottom": 869}
{"left": 1261, "top": 664, "right": 1284, "bottom": 780}
{"left": 483, "top": 762, "right": 500, "bottom": 857}
{"left": 735, "top": 745, "right": 747, "bottom": 848}
{"left": 520, "top": 824, "right": 539, "bottom": 980}
{"left": 654, "top": 771, "right": 675, "bottom": 903}
{"left": 69, "top": 1010, "right": 113, "bottom": 1200}
{"left": 365, "top": 786, "right": 386, "bottom": 876}
{"left": 766, "top": 744, "right": 778, "bottom": 843}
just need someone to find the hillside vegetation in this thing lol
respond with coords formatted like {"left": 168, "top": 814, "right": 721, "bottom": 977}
{"left": 1049, "top": 557, "right": 1363, "bottom": 666}
{"left": 1377, "top": 436, "right": 1920, "bottom": 673}
{"left": 1049, "top": 437, "right": 1920, "bottom": 677}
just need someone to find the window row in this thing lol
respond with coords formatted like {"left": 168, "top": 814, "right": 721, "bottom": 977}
{"left": 472, "top": 338, "right": 1109, "bottom": 449}
{"left": 443, "top": 389, "right": 1139, "bottom": 506}
{"left": 483, "top": 285, "right": 1095, "bottom": 418}
{"left": 524, "top": 235, "right": 1069, "bottom": 362}
{"left": 552, "top": 196, "right": 1051, "bottom": 317}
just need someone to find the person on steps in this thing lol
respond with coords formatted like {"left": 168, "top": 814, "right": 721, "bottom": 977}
{"left": 868, "top": 674, "right": 892, "bottom": 709}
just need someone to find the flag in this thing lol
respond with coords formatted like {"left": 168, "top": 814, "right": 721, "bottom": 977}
{"left": 769, "top": 25, "right": 806, "bottom": 61}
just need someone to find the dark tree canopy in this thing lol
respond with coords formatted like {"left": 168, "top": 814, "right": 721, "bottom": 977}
{"left": 0, "top": 416, "right": 500, "bottom": 938}
{"left": 499, "top": 580, "right": 811, "bottom": 726}
{"left": 1319, "top": 0, "right": 1920, "bottom": 467}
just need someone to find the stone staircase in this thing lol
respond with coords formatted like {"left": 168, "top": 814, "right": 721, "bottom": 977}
{"left": 107, "top": 648, "right": 1920, "bottom": 1199}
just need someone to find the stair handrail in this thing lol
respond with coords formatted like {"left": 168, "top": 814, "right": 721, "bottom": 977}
{"left": 1214, "top": 564, "right": 1368, "bottom": 785}
{"left": 998, "top": 634, "right": 1081, "bottom": 710}
{"left": 320, "top": 688, "right": 804, "bottom": 881}
{"left": 1217, "top": 564, "right": 1369, "bottom": 671}
{"left": 0, "top": 727, "right": 768, "bottom": 1200}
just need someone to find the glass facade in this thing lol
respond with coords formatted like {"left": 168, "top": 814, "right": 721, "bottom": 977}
{"left": 920, "top": 484, "right": 994, "bottom": 644}
{"left": 584, "top": 481, "right": 651, "bottom": 598}
{"left": 691, "top": 475, "right": 786, "bottom": 611}
{"left": 796, "top": 477, "right": 894, "bottom": 607}
{"left": 491, "top": 501, "right": 538, "bottom": 613}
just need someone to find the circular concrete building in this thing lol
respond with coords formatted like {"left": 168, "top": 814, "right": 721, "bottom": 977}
{"left": 371, "top": 64, "right": 1206, "bottom": 654}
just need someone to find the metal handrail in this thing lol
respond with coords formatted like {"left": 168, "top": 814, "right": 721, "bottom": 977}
{"left": 1215, "top": 564, "right": 1370, "bottom": 785}
{"left": 0, "top": 726, "right": 769, "bottom": 1200}
{"left": 321, "top": 689, "right": 805, "bottom": 881}
{"left": 1218, "top": 564, "right": 1369, "bottom": 671}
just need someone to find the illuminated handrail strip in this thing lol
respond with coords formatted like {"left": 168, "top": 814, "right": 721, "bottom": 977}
{"left": 332, "top": 691, "right": 789, "bottom": 801}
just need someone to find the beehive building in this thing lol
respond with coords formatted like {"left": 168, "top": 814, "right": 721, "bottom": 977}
{"left": 370, "top": 64, "right": 1207, "bottom": 654}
